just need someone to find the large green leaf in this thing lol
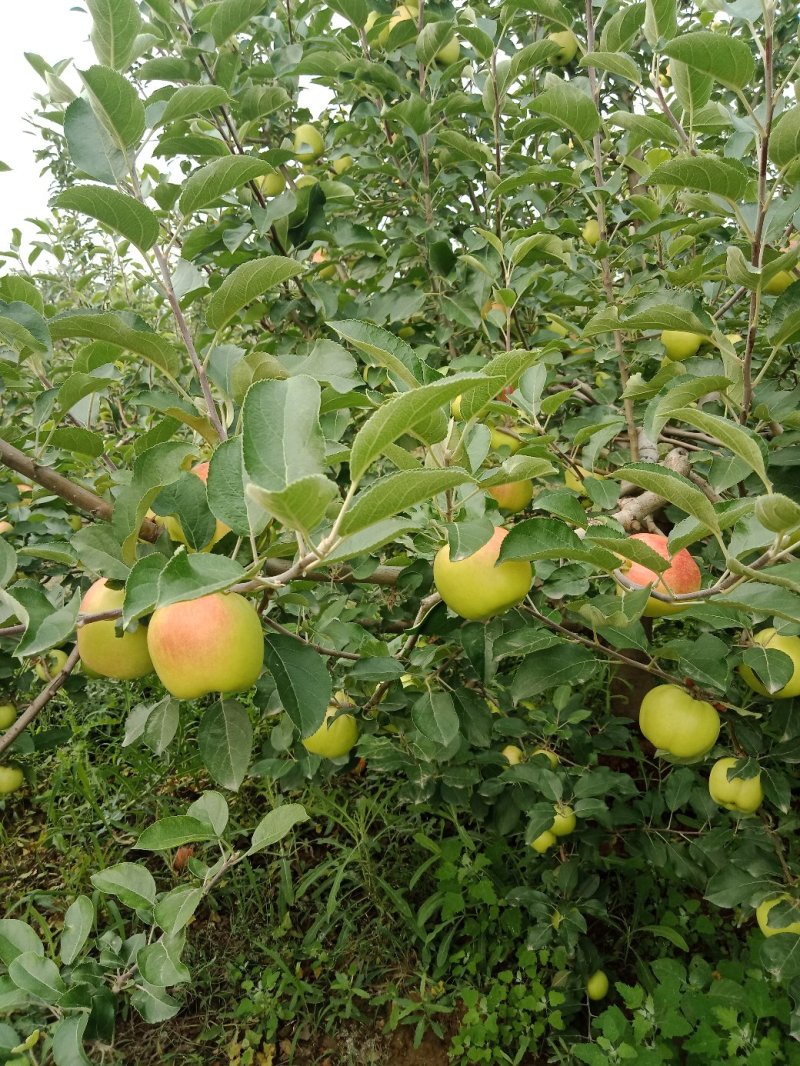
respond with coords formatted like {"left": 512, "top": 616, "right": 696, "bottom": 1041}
{"left": 86, "top": 0, "right": 141, "bottom": 70}
{"left": 157, "top": 85, "right": 230, "bottom": 127}
{"left": 531, "top": 81, "right": 601, "bottom": 142}
{"left": 648, "top": 155, "right": 752, "bottom": 201}
{"left": 262, "top": 634, "right": 331, "bottom": 738}
{"left": 54, "top": 186, "right": 159, "bottom": 251}
{"left": 770, "top": 106, "right": 800, "bottom": 168}
{"left": 206, "top": 256, "right": 303, "bottom": 330}
{"left": 48, "top": 311, "right": 181, "bottom": 380}
{"left": 198, "top": 700, "right": 253, "bottom": 791}
{"left": 179, "top": 156, "right": 271, "bottom": 215}
{"left": 339, "top": 468, "right": 474, "bottom": 536}
{"left": 579, "top": 51, "right": 641, "bottom": 84}
{"left": 79, "top": 65, "right": 145, "bottom": 149}
{"left": 611, "top": 464, "right": 721, "bottom": 535}
{"left": 211, "top": 0, "right": 268, "bottom": 44}
{"left": 663, "top": 31, "right": 754, "bottom": 90}
{"left": 242, "top": 376, "right": 326, "bottom": 492}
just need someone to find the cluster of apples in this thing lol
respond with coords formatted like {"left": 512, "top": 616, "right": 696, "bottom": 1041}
{"left": 365, "top": 2, "right": 459, "bottom": 65}
{"left": 530, "top": 803, "right": 577, "bottom": 853}
{"left": 0, "top": 700, "right": 22, "bottom": 796}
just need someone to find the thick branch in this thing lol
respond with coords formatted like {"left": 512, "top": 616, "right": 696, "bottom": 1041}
{"left": 611, "top": 448, "right": 691, "bottom": 530}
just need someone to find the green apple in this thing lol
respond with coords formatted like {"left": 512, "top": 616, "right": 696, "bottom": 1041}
{"left": 587, "top": 970, "right": 609, "bottom": 1000}
{"left": 582, "top": 218, "right": 601, "bottom": 246}
{"left": 551, "top": 805, "right": 576, "bottom": 837}
{"left": 530, "top": 830, "right": 557, "bottom": 853}
{"left": 0, "top": 765, "right": 24, "bottom": 795}
{"left": 502, "top": 744, "right": 524, "bottom": 765}
{"left": 489, "top": 426, "right": 523, "bottom": 453}
{"left": 488, "top": 481, "right": 534, "bottom": 514}
{"left": 435, "top": 35, "right": 460, "bottom": 65}
{"left": 639, "top": 684, "right": 720, "bottom": 760}
{"left": 303, "top": 704, "right": 359, "bottom": 758}
{"left": 433, "top": 526, "right": 532, "bottom": 620}
{"left": 548, "top": 29, "right": 578, "bottom": 65}
{"left": 255, "top": 171, "right": 286, "bottom": 197}
{"left": 764, "top": 270, "right": 795, "bottom": 295}
{"left": 708, "top": 757, "right": 763, "bottom": 814}
{"left": 544, "top": 314, "right": 570, "bottom": 338}
{"left": 661, "top": 330, "right": 704, "bottom": 362}
{"left": 0, "top": 703, "right": 17, "bottom": 729}
{"left": 532, "top": 747, "right": 559, "bottom": 768}
{"left": 757, "top": 896, "right": 800, "bottom": 937}
{"left": 739, "top": 628, "right": 800, "bottom": 699}
{"left": 77, "top": 579, "right": 153, "bottom": 681}
{"left": 293, "top": 123, "right": 324, "bottom": 163}
{"left": 35, "top": 649, "right": 69, "bottom": 682}
{"left": 564, "top": 465, "right": 592, "bottom": 495}
{"left": 332, "top": 154, "right": 353, "bottom": 175}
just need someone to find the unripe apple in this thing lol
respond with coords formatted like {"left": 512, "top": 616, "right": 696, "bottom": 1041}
{"left": 489, "top": 426, "right": 523, "bottom": 454}
{"left": 481, "top": 299, "right": 507, "bottom": 320}
{"left": 293, "top": 123, "right": 325, "bottom": 163}
{"left": 544, "top": 314, "right": 570, "bottom": 338}
{"left": 661, "top": 330, "right": 704, "bottom": 362}
{"left": 564, "top": 465, "right": 592, "bottom": 495}
{"left": 488, "top": 481, "right": 534, "bottom": 514}
{"left": 531, "top": 830, "right": 557, "bottom": 853}
{"left": 0, "top": 520, "right": 12, "bottom": 535}
{"left": 763, "top": 270, "right": 794, "bottom": 295}
{"left": 67, "top": 515, "right": 83, "bottom": 531}
{"left": 708, "top": 757, "right": 763, "bottom": 814}
{"left": 161, "top": 461, "right": 230, "bottom": 552}
{"left": 587, "top": 970, "right": 609, "bottom": 1000}
{"left": 548, "top": 29, "right": 578, "bottom": 65}
{"left": 34, "top": 649, "right": 69, "bottom": 682}
{"left": 255, "top": 171, "right": 286, "bottom": 197}
{"left": 0, "top": 765, "right": 24, "bottom": 795}
{"left": 296, "top": 174, "right": 319, "bottom": 189}
{"left": 551, "top": 804, "right": 576, "bottom": 837}
{"left": 386, "top": 3, "right": 416, "bottom": 40}
{"left": 332, "top": 154, "right": 353, "bottom": 175}
{"left": 532, "top": 747, "right": 559, "bottom": 768}
{"left": 639, "top": 684, "right": 720, "bottom": 760}
{"left": 739, "top": 629, "right": 800, "bottom": 698}
{"left": 77, "top": 579, "right": 153, "bottom": 680}
{"left": 757, "top": 896, "right": 800, "bottom": 936}
{"left": 302, "top": 704, "right": 359, "bottom": 758}
{"left": 582, "top": 218, "right": 601, "bottom": 246}
{"left": 147, "top": 592, "right": 264, "bottom": 700}
{"left": 619, "top": 532, "right": 701, "bottom": 617}
{"left": 502, "top": 744, "right": 524, "bottom": 765}
{"left": 433, "top": 527, "right": 532, "bottom": 620}
{"left": 435, "top": 35, "right": 460, "bottom": 65}
{"left": 0, "top": 703, "right": 16, "bottom": 729}
{"left": 311, "top": 247, "right": 337, "bottom": 279}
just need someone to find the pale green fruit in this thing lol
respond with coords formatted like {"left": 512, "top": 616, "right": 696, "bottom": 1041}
{"left": 661, "top": 330, "right": 704, "bottom": 361}
{"left": 303, "top": 705, "right": 359, "bottom": 758}
{"left": 433, "top": 527, "right": 532, "bottom": 620}
{"left": 530, "top": 830, "right": 557, "bottom": 853}
{"left": 488, "top": 481, "right": 534, "bottom": 514}
{"left": 551, "top": 805, "right": 576, "bottom": 836}
{"left": 435, "top": 35, "right": 460, "bottom": 65}
{"left": 0, "top": 765, "right": 24, "bottom": 795}
{"left": 502, "top": 744, "right": 524, "bottom": 765}
{"left": 77, "top": 579, "right": 153, "bottom": 680}
{"left": 764, "top": 270, "right": 794, "bottom": 295}
{"left": 739, "top": 628, "right": 800, "bottom": 699}
{"left": 332, "top": 154, "right": 353, "bottom": 174}
{"left": 639, "top": 684, "right": 720, "bottom": 759}
{"left": 582, "top": 218, "right": 601, "bottom": 246}
{"left": 532, "top": 747, "right": 559, "bottom": 768}
{"left": 587, "top": 970, "right": 609, "bottom": 1000}
{"left": 757, "top": 896, "right": 800, "bottom": 936}
{"left": 256, "top": 171, "right": 286, "bottom": 196}
{"left": 489, "top": 426, "right": 523, "bottom": 453}
{"left": 293, "top": 123, "right": 324, "bottom": 162}
{"left": 708, "top": 757, "right": 763, "bottom": 814}
{"left": 34, "top": 649, "right": 68, "bottom": 682}
{"left": 548, "top": 29, "right": 578, "bottom": 65}
{"left": 0, "top": 704, "right": 16, "bottom": 729}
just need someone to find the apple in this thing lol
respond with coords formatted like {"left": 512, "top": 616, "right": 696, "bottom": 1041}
{"left": 757, "top": 896, "right": 800, "bottom": 937}
{"left": 739, "top": 628, "right": 800, "bottom": 699}
{"left": 296, "top": 174, "right": 319, "bottom": 189}
{"left": 764, "top": 270, "right": 795, "bottom": 295}
{"left": 586, "top": 970, "right": 609, "bottom": 1000}
{"left": 433, "top": 526, "right": 533, "bottom": 620}
{"left": 488, "top": 481, "right": 534, "bottom": 514}
{"left": 0, "top": 703, "right": 16, "bottom": 729}
{"left": 551, "top": 805, "right": 576, "bottom": 837}
{"left": 489, "top": 426, "right": 523, "bottom": 454}
{"left": 531, "top": 830, "right": 557, "bottom": 853}
{"left": 532, "top": 747, "right": 559, "bottom": 768}
{"left": 35, "top": 649, "right": 69, "bottom": 682}
{"left": 639, "top": 684, "right": 720, "bottom": 760}
{"left": 160, "top": 461, "right": 230, "bottom": 552}
{"left": 77, "top": 579, "right": 153, "bottom": 680}
{"left": 548, "top": 29, "right": 578, "bottom": 65}
{"left": 293, "top": 123, "right": 324, "bottom": 162}
{"left": 0, "top": 765, "right": 24, "bottom": 795}
{"left": 544, "top": 314, "right": 570, "bottom": 338}
{"left": 661, "top": 330, "right": 704, "bottom": 362}
{"left": 311, "top": 247, "right": 337, "bottom": 279}
{"left": 303, "top": 704, "right": 359, "bottom": 758}
{"left": 255, "top": 171, "right": 286, "bottom": 197}
{"left": 0, "top": 520, "right": 12, "bottom": 534}
{"left": 582, "top": 219, "right": 601, "bottom": 246}
{"left": 708, "top": 757, "right": 763, "bottom": 814}
{"left": 502, "top": 744, "right": 524, "bottom": 765}
{"left": 67, "top": 515, "right": 83, "bottom": 531}
{"left": 619, "top": 532, "right": 701, "bottom": 617}
{"left": 564, "top": 465, "right": 592, "bottom": 495}
{"left": 435, "top": 35, "right": 460, "bottom": 65}
{"left": 147, "top": 592, "right": 264, "bottom": 700}
{"left": 332, "top": 155, "right": 353, "bottom": 175}
{"left": 385, "top": 2, "right": 417, "bottom": 41}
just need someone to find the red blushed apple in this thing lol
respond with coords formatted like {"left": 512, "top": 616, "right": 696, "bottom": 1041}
{"left": 619, "top": 532, "right": 701, "bottom": 617}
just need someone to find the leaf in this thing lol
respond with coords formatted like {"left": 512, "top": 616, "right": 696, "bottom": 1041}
{"left": 71, "top": 526, "right": 130, "bottom": 581}
{"left": 456, "top": 348, "right": 545, "bottom": 421}
{"left": 672, "top": 408, "right": 770, "bottom": 489}
{"left": 187, "top": 791, "right": 229, "bottom": 835}
{"left": 206, "top": 256, "right": 303, "bottom": 330}
{"left": 580, "top": 51, "right": 641, "bottom": 84}
{"left": 0, "top": 540, "right": 16, "bottom": 590}
{"left": 207, "top": 437, "right": 255, "bottom": 537}
{"left": 198, "top": 700, "right": 253, "bottom": 791}
{"left": 91, "top": 862, "right": 157, "bottom": 910}
{"left": 349, "top": 373, "right": 488, "bottom": 482}
{"left": 248, "top": 803, "right": 309, "bottom": 855}
{"left": 531, "top": 81, "right": 601, "bottom": 142}
{"left": 122, "top": 556, "right": 166, "bottom": 626}
{"left": 49, "top": 428, "right": 105, "bottom": 458}
{"left": 0, "top": 920, "right": 44, "bottom": 966}
{"left": 500, "top": 517, "right": 620, "bottom": 569}
{"left": 329, "top": 319, "right": 422, "bottom": 388}
{"left": 142, "top": 696, "right": 180, "bottom": 756}
{"left": 49, "top": 311, "right": 181, "bottom": 381}
{"left": 211, "top": 0, "right": 267, "bottom": 44}
{"left": 767, "top": 283, "right": 800, "bottom": 347}
{"left": 339, "top": 469, "right": 473, "bottom": 537}
{"left": 411, "top": 691, "right": 460, "bottom": 747}
{"left": 156, "top": 552, "right": 246, "bottom": 608}
{"left": 86, "top": 0, "right": 141, "bottom": 69}
{"left": 242, "top": 376, "right": 326, "bottom": 491}
{"left": 262, "top": 634, "right": 331, "bottom": 738}
{"left": 179, "top": 156, "right": 270, "bottom": 215}
{"left": 648, "top": 155, "right": 752, "bottom": 201}
{"left": 0, "top": 301, "right": 51, "bottom": 354}
{"left": 15, "top": 590, "right": 80, "bottom": 658}
{"left": 135, "top": 816, "right": 218, "bottom": 850}
{"left": 154, "top": 887, "right": 203, "bottom": 937}
{"left": 157, "top": 85, "right": 230, "bottom": 127}
{"left": 704, "top": 865, "right": 773, "bottom": 908}
{"left": 79, "top": 65, "right": 145, "bottom": 149}
{"left": 137, "top": 940, "right": 190, "bottom": 986}
{"left": 644, "top": 0, "right": 676, "bottom": 47}
{"left": 512, "top": 643, "right": 599, "bottom": 700}
{"left": 130, "top": 980, "right": 180, "bottom": 1023}
{"left": 663, "top": 31, "right": 754, "bottom": 91}
{"left": 770, "top": 106, "right": 800, "bottom": 168}
{"left": 8, "top": 953, "right": 65, "bottom": 1002}
{"left": 60, "top": 897, "right": 94, "bottom": 966}
{"left": 54, "top": 187, "right": 159, "bottom": 251}
{"left": 741, "top": 647, "right": 795, "bottom": 694}
{"left": 51, "top": 1014, "right": 91, "bottom": 1066}
{"left": 610, "top": 464, "right": 721, "bottom": 535}
{"left": 64, "top": 97, "right": 127, "bottom": 184}
{"left": 600, "top": 3, "right": 645, "bottom": 51}
{"left": 246, "top": 475, "right": 339, "bottom": 535}
{"left": 323, "top": 517, "right": 415, "bottom": 563}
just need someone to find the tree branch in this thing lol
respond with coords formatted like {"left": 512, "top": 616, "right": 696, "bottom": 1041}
{"left": 0, "top": 645, "right": 81, "bottom": 757}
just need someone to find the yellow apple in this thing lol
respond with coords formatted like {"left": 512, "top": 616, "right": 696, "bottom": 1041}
{"left": 582, "top": 218, "right": 601, "bottom": 246}
{"left": 544, "top": 314, "right": 570, "bottom": 338}
{"left": 433, "top": 527, "right": 532, "bottom": 620}
{"left": 587, "top": 970, "right": 609, "bottom": 1000}
{"left": 488, "top": 481, "right": 534, "bottom": 514}
{"left": 0, "top": 765, "right": 24, "bottom": 795}
{"left": 147, "top": 592, "right": 264, "bottom": 700}
{"left": 708, "top": 757, "right": 762, "bottom": 814}
{"left": 255, "top": 171, "right": 286, "bottom": 197}
{"left": 502, "top": 744, "right": 524, "bottom": 765}
{"left": 739, "top": 629, "right": 800, "bottom": 699}
{"left": 551, "top": 805, "right": 576, "bottom": 836}
{"left": 757, "top": 896, "right": 800, "bottom": 937}
{"left": 764, "top": 270, "right": 795, "bottom": 295}
{"left": 0, "top": 703, "right": 16, "bottom": 729}
{"left": 435, "top": 35, "right": 460, "bottom": 65}
{"left": 34, "top": 649, "right": 69, "bottom": 682}
{"left": 618, "top": 532, "right": 701, "bottom": 617}
{"left": 489, "top": 426, "right": 523, "bottom": 453}
{"left": 293, "top": 123, "right": 324, "bottom": 163}
{"left": 0, "top": 520, "right": 12, "bottom": 535}
{"left": 639, "top": 684, "right": 720, "bottom": 760}
{"left": 548, "top": 29, "right": 578, "bottom": 65}
{"left": 661, "top": 330, "right": 704, "bottom": 361}
{"left": 531, "top": 830, "right": 557, "bottom": 853}
{"left": 332, "top": 154, "right": 353, "bottom": 175}
{"left": 77, "top": 579, "right": 153, "bottom": 681}
{"left": 564, "top": 465, "right": 592, "bottom": 495}
{"left": 532, "top": 747, "right": 559, "bottom": 768}
{"left": 303, "top": 704, "right": 359, "bottom": 758}
{"left": 160, "top": 461, "right": 230, "bottom": 552}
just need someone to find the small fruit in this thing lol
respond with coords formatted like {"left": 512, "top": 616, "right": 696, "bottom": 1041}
{"left": 293, "top": 123, "right": 324, "bottom": 162}
{"left": 531, "top": 830, "right": 557, "bottom": 853}
{"left": 34, "top": 649, "right": 69, "bottom": 682}
{"left": 587, "top": 970, "right": 609, "bottom": 1000}
{"left": 661, "top": 330, "right": 704, "bottom": 362}
{"left": 764, "top": 270, "right": 795, "bottom": 296}
{"left": 502, "top": 744, "right": 524, "bottom": 765}
{"left": 0, "top": 765, "right": 24, "bottom": 795}
{"left": 311, "top": 247, "right": 337, "bottom": 279}
{"left": 757, "top": 896, "right": 800, "bottom": 937}
{"left": 548, "top": 29, "right": 578, "bottom": 65}
{"left": 489, "top": 426, "right": 523, "bottom": 454}
{"left": 0, "top": 703, "right": 16, "bottom": 729}
{"left": 564, "top": 465, "right": 592, "bottom": 495}
{"left": 532, "top": 747, "right": 559, "bottom": 768}
{"left": 582, "top": 218, "right": 601, "bottom": 246}
{"left": 551, "top": 805, "right": 576, "bottom": 837}
{"left": 639, "top": 684, "right": 720, "bottom": 760}
{"left": 67, "top": 515, "right": 83, "bottom": 531}
{"left": 435, "top": 35, "right": 460, "bottom": 65}
{"left": 303, "top": 704, "right": 359, "bottom": 758}
{"left": 488, "top": 481, "right": 534, "bottom": 514}
{"left": 433, "top": 527, "right": 533, "bottom": 620}
{"left": 332, "top": 154, "right": 353, "bottom": 175}
{"left": 77, "top": 579, "right": 153, "bottom": 680}
{"left": 296, "top": 174, "right": 319, "bottom": 189}
{"left": 739, "top": 628, "right": 800, "bottom": 699}
{"left": 160, "top": 461, "right": 230, "bottom": 552}
{"left": 544, "top": 314, "right": 570, "bottom": 338}
{"left": 0, "top": 520, "right": 12, "bottom": 534}
{"left": 619, "top": 532, "right": 701, "bottom": 617}
{"left": 256, "top": 171, "right": 286, "bottom": 197}
{"left": 708, "top": 757, "right": 763, "bottom": 814}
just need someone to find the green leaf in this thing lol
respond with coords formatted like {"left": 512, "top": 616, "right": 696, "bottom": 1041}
{"left": 137, "top": 939, "right": 190, "bottom": 986}
{"left": 156, "top": 552, "right": 246, "bottom": 608}
{"left": 91, "top": 862, "right": 157, "bottom": 910}
{"left": 349, "top": 373, "right": 489, "bottom": 482}
{"left": 179, "top": 155, "right": 270, "bottom": 215}
{"left": 154, "top": 887, "right": 203, "bottom": 937}
{"left": 49, "top": 427, "right": 105, "bottom": 458}
{"left": 663, "top": 31, "right": 754, "bottom": 91}
{"left": 767, "top": 283, "right": 800, "bottom": 347}
{"left": 8, "top": 953, "right": 65, "bottom": 1002}
{"left": 0, "top": 920, "right": 44, "bottom": 967}
{"left": 531, "top": 81, "right": 601, "bottom": 142}
{"left": 79, "top": 65, "right": 145, "bottom": 149}
{"left": 86, "top": 0, "right": 141, "bottom": 69}
{"left": 206, "top": 256, "right": 302, "bottom": 330}
{"left": 248, "top": 803, "right": 310, "bottom": 855}
{"left": 211, "top": 0, "right": 267, "bottom": 44}
{"left": 0, "top": 301, "right": 51, "bottom": 354}
{"left": 246, "top": 475, "right": 339, "bottom": 535}
{"left": 130, "top": 980, "right": 180, "bottom": 1023}
{"left": 339, "top": 469, "right": 473, "bottom": 537}
{"left": 188, "top": 791, "right": 229, "bottom": 835}
{"left": 672, "top": 408, "right": 770, "bottom": 489}
{"left": 157, "top": 85, "right": 230, "bottom": 127}
{"left": 644, "top": 0, "right": 676, "bottom": 47}
{"left": 328, "top": 319, "right": 423, "bottom": 388}
{"left": 51, "top": 1014, "right": 91, "bottom": 1066}
{"left": 64, "top": 97, "right": 127, "bottom": 184}
{"left": 649, "top": 155, "right": 752, "bottom": 201}
{"left": 72, "top": 525, "right": 130, "bottom": 581}
{"left": 512, "top": 642, "right": 599, "bottom": 700}
{"left": 242, "top": 376, "right": 326, "bottom": 491}
{"left": 610, "top": 464, "right": 721, "bottom": 535}
{"left": 207, "top": 437, "right": 253, "bottom": 537}
{"left": 416, "top": 21, "right": 456, "bottom": 65}
{"left": 198, "top": 700, "right": 253, "bottom": 792}
{"left": 412, "top": 691, "right": 460, "bottom": 747}
{"left": 770, "top": 106, "right": 800, "bottom": 168}
{"left": 500, "top": 517, "right": 620, "bottom": 569}
{"left": 641, "top": 924, "right": 689, "bottom": 951}
{"left": 456, "top": 348, "right": 545, "bottom": 421}
{"left": 135, "top": 816, "right": 218, "bottom": 850}
{"left": 49, "top": 311, "right": 181, "bottom": 381}
{"left": 15, "top": 590, "right": 80, "bottom": 658}
{"left": 55, "top": 186, "right": 159, "bottom": 251}
{"left": 580, "top": 51, "right": 641, "bottom": 84}
{"left": 600, "top": 3, "right": 645, "bottom": 52}
{"left": 323, "top": 518, "right": 415, "bottom": 564}
{"left": 262, "top": 634, "right": 331, "bottom": 738}
{"left": 0, "top": 540, "right": 16, "bottom": 590}
{"left": 60, "top": 897, "right": 94, "bottom": 966}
